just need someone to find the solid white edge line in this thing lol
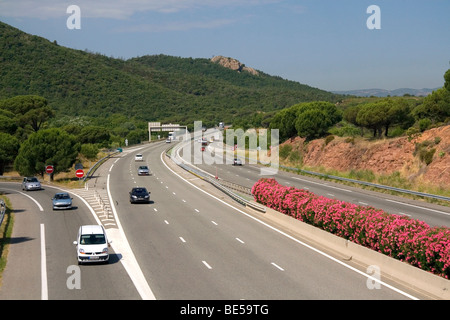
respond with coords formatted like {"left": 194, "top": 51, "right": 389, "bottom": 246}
{"left": 292, "top": 177, "right": 353, "bottom": 193}
{"left": 385, "top": 198, "right": 450, "bottom": 216}
{"left": 160, "top": 150, "right": 419, "bottom": 300}
{"left": 3, "top": 188, "right": 44, "bottom": 211}
{"left": 40, "top": 223, "right": 48, "bottom": 300}
{"left": 271, "top": 262, "right": 284, "bottom": 271}
{"left": 107, "top": 174, "right": 156, "bottom": 300}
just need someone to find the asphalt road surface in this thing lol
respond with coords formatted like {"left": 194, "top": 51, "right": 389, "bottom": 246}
{"left": 0, "top": 182, "right": 141, "bottom": 300}
{"left": 106, "top": 141, "right": 431, "bottom": 299}
{"left": 1, "top": 136, "right": 444, "bottom": 300}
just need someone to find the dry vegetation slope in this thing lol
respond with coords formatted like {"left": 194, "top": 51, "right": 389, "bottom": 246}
{"left": 282, "top": 125, "right": 450, "bottom": 190}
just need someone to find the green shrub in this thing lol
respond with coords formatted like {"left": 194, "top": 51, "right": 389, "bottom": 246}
{"left": 420, "top": 148, "right": 436, "bottom": 165}
{"left": 279, "top": 144, "right": 292, "bottom": 159}
{"left": 324, "top": 135, "right": 335, "bottom": 146}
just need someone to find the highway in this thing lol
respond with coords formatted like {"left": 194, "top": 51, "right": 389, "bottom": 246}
{"left": 0, "top": 182, "right": 141, "bottom": 299}
{"left": 107, "top": 140, "right": 429, "bottom": 299}
{"left": 1, "top": 134, "right": 446, "bottom": 300}
{"left": 194, "top": 130, "right": 450, "bottom": 229}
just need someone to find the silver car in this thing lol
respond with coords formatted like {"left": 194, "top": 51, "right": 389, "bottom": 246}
{"left": 232, "top": 158, "right": 243, "bottom": 166}
{"left": 22, "top": 177, "right": 42, "bottom": 191}
{"left": 52, "top": 192, "right": 73, "bottom": 210}
{"left": 137, "top": 165, "right": 150, "bottom": 176}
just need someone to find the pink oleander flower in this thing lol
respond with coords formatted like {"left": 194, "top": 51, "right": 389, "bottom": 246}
{"left": 251, "top": 178, "right": 450, "bottom": 279}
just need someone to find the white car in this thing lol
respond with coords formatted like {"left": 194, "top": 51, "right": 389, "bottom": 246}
{"left": 73, "top": 225, "right": 111, "bottom": 264}
{"left": 135, "top": 154, "right": 143, "bottom": 161}
{"left": 232, "top": 158, "right": 243, "bottom": 166}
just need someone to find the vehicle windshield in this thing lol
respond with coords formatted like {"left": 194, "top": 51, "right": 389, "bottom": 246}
{"left": 133, "top": 188, "right": 147, "bottom": 194}
{"left": 139, "top": 166, "right": 148, "bottom": 169}
{"left": 27, "top": 177, "right": 38, "bottom": 182}
{"left": 80, "top": 234, "right": 106, "bottom": 245}
{"left": 55, "top": 194, "right": 70, "bottom": 199}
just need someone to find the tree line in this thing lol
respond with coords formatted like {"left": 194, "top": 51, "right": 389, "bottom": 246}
{"left": 0, "top": 95, "right": 153, "bottom": 177}
{"left": 268, "top": 69, "right": 450, "bottom": 142}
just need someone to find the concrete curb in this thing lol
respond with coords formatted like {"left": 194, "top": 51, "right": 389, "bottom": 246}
{"left": 260, "top": 205, "right": 450, "bottom": 300}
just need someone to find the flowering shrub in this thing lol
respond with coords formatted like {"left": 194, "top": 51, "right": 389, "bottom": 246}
{"left": 252, "top": 178, "right": 450, "bottom": 279}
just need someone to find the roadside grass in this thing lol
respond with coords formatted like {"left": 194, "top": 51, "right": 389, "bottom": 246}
{"left": 283, "top": 163, "right": 450, "bottom": 207}
{"left": 0, "top": 195, "right": 14, "bottom": 286}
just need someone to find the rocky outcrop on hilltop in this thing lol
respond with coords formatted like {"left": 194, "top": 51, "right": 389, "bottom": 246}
{"left": 282, "top": 125, "right": 450, "bottom": 188}
{"left": 211, "top": 56, "right": 259, "bottom": 76}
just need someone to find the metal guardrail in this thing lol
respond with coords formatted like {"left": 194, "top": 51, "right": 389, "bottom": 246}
{"left": 279, "top": 165, "right": 450, "bottom": 202}
{"left": 84, "top": 150, "right": 121, "bottom": 181}
{"left": 216, "top": 179, "right": 252, "bottom": 196}
{"left": 226, "top": 148, "right": 450, "bottom": 202}
{"left": 166, "top": 144, "right": 266, "bottom": 213}
{"left": 0, "top": 199, "right": 6, "bottom": 228}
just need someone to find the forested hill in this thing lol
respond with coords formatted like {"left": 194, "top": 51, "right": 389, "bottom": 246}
{"left": 0, "top": 21, "right": 342, "bottom": 127}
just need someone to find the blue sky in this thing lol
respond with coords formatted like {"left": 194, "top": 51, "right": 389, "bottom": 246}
{"left": 1, "top": 0, "right": 449, "bottom": 91}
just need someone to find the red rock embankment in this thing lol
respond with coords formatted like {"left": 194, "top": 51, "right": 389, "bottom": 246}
{"left": 282, "top": 125, "right": 450, "bottom": 188}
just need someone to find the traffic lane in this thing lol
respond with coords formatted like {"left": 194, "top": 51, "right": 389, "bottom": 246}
{"left": 0, "top": 187, "right": 42, "bottom": 299}
{"left": 41, "top": 197, "right": 138, "bottom": 300}
{"left": 195, "top": 159, "right": 450, "bottom": 228}
{"left": 277, "top": 174, "right": 450, "bottom": 228}
{"left": 138, "top": 150, "right": 420, "bottom": 299}
{"left": 22, "top": 183, "right": 142, "bottom": 300}
{"left": 109, "top": 147, "right": 178, "bottom": 299}
{"left": 169, "top": 156, "right": 426, "bottom": 298}
{"left": 0, "top": 182, "right": 141, "bottom": 300}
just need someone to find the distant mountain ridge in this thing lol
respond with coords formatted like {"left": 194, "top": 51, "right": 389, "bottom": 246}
{"left": 332, "top": 88, "right": 438, "bottom": 97}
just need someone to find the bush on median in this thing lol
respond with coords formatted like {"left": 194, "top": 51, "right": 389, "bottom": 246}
{"left": 251, "top": 178, "right": 450, "bottom": 279}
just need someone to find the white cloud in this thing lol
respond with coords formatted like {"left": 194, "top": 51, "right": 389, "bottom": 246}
{"left": 0, "top": 0, "right": 281, "bottom": 20}
{"left": 115, "top": 18, "right": 236, "bottom": 33}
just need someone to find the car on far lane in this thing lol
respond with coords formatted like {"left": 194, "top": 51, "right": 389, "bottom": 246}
{"left": 232, "top": 158, "right": 243, "bottom": 166}
{"left": 52, "top": 192, "right": 73, "bottom": 210}
{"left": 22, "top": 176, "right": 42, "bottom": 191}
{"left": 129, "top": 187, "right": 150, "bottom": 204}
{"left": 135, "top": 154, "right": 143, "bottom": 161}
{"left": 137, "top": 165, "right": 150, "bottom": 176}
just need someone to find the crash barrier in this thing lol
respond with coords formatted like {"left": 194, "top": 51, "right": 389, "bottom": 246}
{"left": 85, "top": 139, "right": 166, "bottom": 182}
{"left": 216, "top": 179, "right": 252, "bottom": 196}
{"left": 280, "top": 165, "right": 450, "bottom": 202}
{"left": 211, "top": 141, "right": 449, "bottom": 202}
{"left": 166, "top": 145, "right": 266, "bottom": 213}
{"left": 84, "top": 150, "right": 121, "bottom": 182}
{"left": 0, "top": 199, "right": 6, "bottom": 227}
